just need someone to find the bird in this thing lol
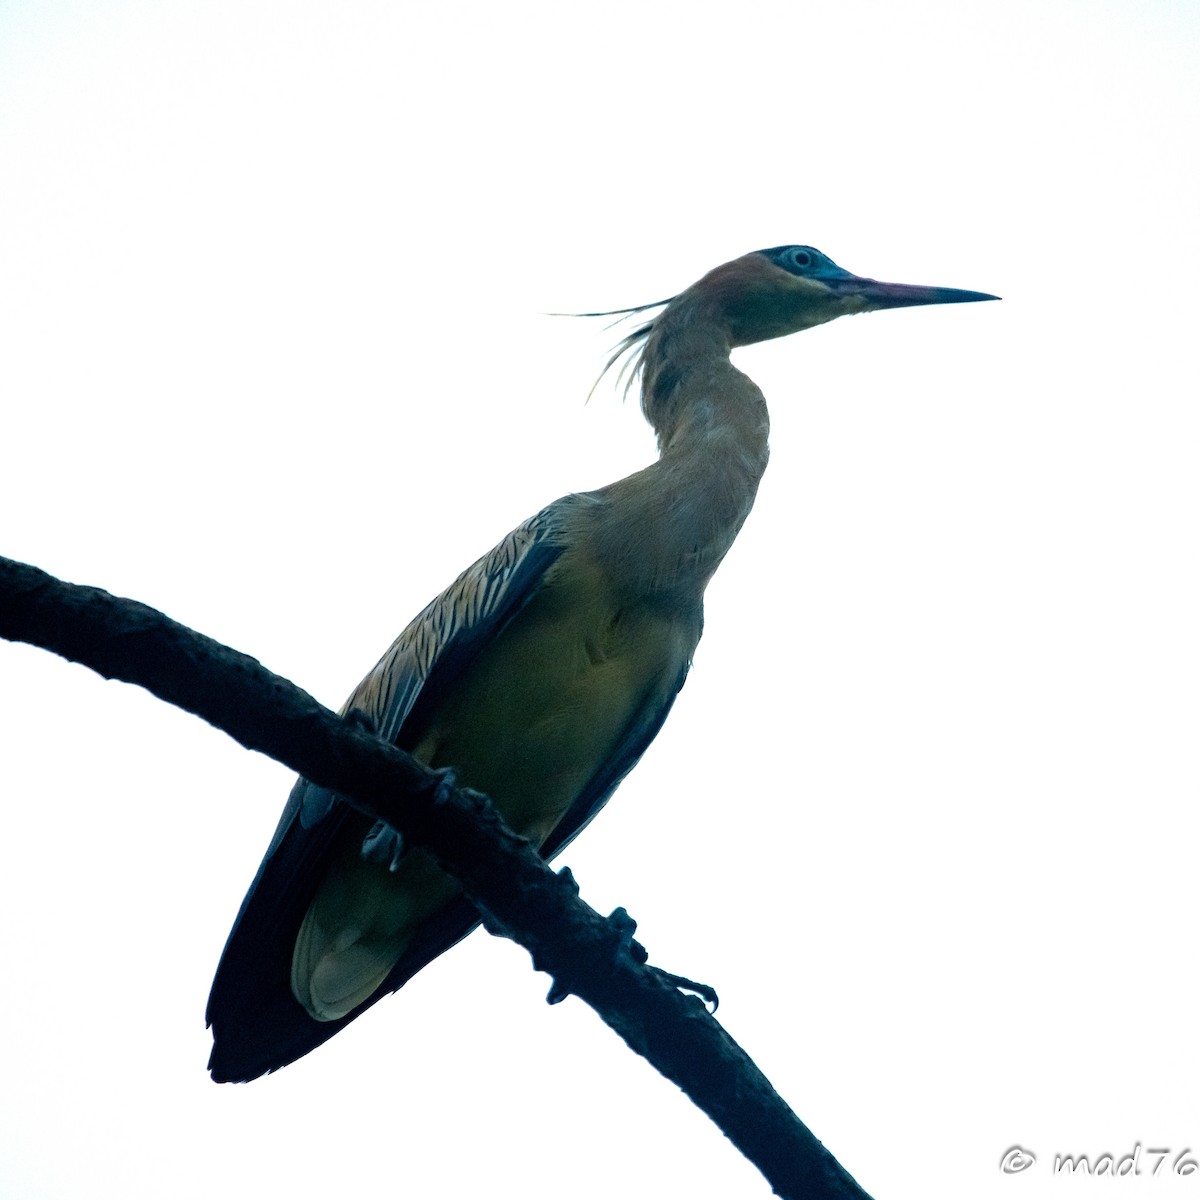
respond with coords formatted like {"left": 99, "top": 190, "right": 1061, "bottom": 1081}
{"left": 206, "top": 245, "right": 997, "bottom": 1082}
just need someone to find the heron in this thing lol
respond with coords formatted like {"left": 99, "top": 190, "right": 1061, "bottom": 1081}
{"left": 206, "top": 245, "right": 997, "bottom": 1082}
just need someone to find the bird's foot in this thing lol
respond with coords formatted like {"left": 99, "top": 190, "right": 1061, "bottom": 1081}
{"left": 646, "top": 967, "right": 719, "bottom": 1012}
{"left": 613, "top": 906, "right": 719, "bottom": 1010}
{"left": 361, "top": 820, "right": 406, "bottom": 872}
{"left": 543, "top": 904, "right": 638, "bottom": 1005}
{"left": 542, "top": 867, "right": 590, "bottom": 1004}
{"left": 543, "top": 901, "right": 718, "bottom": 1011}
{"left": 344, "top": 706, "right": 377, "bottom": 736}
{"left": 360, "top": 756, "right": 458, "bottom": 873}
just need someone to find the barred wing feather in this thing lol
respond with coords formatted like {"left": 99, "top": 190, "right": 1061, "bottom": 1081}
{"left": 206, "top": 502, "right": 569, "bottom": 1081}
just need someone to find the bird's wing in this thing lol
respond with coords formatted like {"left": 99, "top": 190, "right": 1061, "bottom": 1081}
{"left": 209, "top": 491, "right": 696, "bottom": 1081}
{"left": 206, "top": 501, "right": 571, "bottom": 1081}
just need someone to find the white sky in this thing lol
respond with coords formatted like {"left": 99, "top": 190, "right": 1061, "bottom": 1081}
{"left": 1, "top": 1, "right": 1198, "bottom": 1197}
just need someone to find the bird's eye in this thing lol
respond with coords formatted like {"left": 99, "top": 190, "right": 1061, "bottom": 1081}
{"left": 788, "top": 248, "right": 813, "bottom": 270}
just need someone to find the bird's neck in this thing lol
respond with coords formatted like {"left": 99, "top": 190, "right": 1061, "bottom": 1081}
{"left": 591, "top": 306, "right": 770, "bottom": 598}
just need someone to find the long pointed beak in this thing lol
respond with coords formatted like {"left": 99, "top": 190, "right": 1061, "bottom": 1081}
{"left": 832, "top": 275, "right": 1000, "bottom": 309}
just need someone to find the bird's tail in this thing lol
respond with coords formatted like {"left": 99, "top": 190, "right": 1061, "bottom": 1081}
{"left": 289, "top": 842, "right": 461, "bottom": 1022}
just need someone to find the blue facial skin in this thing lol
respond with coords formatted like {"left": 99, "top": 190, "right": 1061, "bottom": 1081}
{"left": 759, "top": 245, "right": 857, "bottom": 283}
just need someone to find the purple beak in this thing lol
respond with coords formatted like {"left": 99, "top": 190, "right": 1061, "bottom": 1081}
{"left": 831, "top": 275, "right": 1000, "bottom": 309}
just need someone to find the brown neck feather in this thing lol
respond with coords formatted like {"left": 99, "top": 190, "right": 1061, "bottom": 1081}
{"left": 585, "top": 295, "right": 771, "bottom": 598}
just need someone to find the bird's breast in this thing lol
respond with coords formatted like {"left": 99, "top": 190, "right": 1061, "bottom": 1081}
{"left": 409, "top": 547, "right": 699, "bottom": 846}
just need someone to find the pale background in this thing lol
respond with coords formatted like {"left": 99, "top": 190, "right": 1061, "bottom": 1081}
{"left": 1, "top": 2, "right": 1197, "bottom": 1197}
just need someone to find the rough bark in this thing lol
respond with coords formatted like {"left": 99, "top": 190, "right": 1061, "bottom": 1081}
{"left": 0, "top": 553, "right": 872, "bottom": 1200}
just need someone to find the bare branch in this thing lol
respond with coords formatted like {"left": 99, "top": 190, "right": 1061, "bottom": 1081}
{"left": 0, "top": 553, "right": 873, "bottom": 1200}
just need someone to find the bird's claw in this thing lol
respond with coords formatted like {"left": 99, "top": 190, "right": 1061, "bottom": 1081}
{"left": 361, "top": 820, "right": 406, "bottom": 872}
{"left": 606, "top": 905, "right": 638, "bottom": 945}
{"left": 363, "top": 768, "right": 462, "bottom": 871}
{"left": 649, "top": 968, "right": 719, "bottom": 1012}
{"left": 607, "top": 907, "right": 718, "bottom": 1010}
{"left": 344, "top": 707, "right": 376, "bottom": 734}
{"left": 543, "top": 905, "right": 718, "bottom": 1011}
{"left": 544, "top": 905, "right": 640, "bottom": 1006}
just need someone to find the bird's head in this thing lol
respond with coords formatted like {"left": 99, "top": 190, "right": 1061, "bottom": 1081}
{"left": 698, "top": 245, "right": 999, "bottom": 347}
{"left": 586, "top": 245, "right": 998, "bottom": 399}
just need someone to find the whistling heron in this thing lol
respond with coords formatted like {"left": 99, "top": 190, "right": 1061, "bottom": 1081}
{"left": 207, "top": 245, "right": 997, "bottom": 1081}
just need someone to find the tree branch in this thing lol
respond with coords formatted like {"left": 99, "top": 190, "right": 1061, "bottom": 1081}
{"left": 0, "top": 553, "right": 872, "bottom": 1200}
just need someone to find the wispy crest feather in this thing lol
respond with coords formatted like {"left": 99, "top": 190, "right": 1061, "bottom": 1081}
{"left": 550, "top": 296, "right": 675, "bottom": 402}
